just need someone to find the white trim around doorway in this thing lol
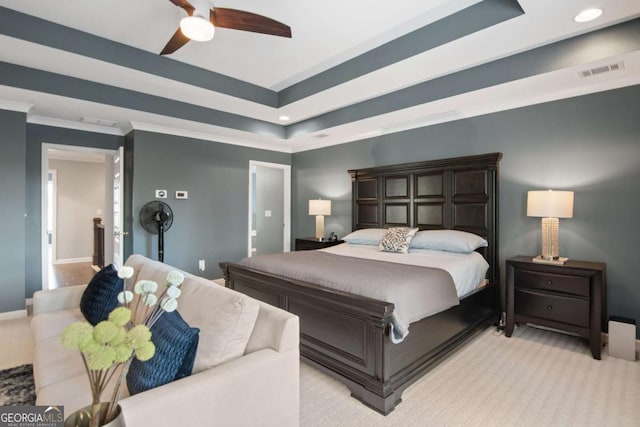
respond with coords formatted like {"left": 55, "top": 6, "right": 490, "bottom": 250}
{"left": 248, "top": 161, "right": 291, "bottom": 258}
{"left": 41, "top": 143, "right": 117, "bottom": 290}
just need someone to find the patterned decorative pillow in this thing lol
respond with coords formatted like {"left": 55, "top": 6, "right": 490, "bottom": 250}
{"left": 127, "top": 310, "right": 200, "bottom": 395}
{"left": 79, "top": 264, "right": 122, "bottom": 325}
{"left": 378, "top": 227, "right": 419, "bottom": 254}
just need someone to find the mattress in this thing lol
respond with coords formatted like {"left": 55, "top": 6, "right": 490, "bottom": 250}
{"left": 321, "top": 243, "right": 489, "bottom": 298}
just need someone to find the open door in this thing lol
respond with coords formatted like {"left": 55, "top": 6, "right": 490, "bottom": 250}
{"left": 113, "top": 147, "right": 126, "bottom": 268}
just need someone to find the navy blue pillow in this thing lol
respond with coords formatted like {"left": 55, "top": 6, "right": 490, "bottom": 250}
{"left": 127, "top": 310, "right": 200, "bottom": 395}
{"left": 80, "top": 264, "right": 122, "bottom": 325}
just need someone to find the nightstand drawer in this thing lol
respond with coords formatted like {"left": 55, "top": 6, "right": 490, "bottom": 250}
{"left": 515, "top": 269, "right": 589, "bottom": 297}
{"left": 514, "top": 289, "right": 589, "bottom": 328}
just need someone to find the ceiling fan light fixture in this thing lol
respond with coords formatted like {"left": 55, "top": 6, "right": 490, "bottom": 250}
{"left": 180, "top": 15, "right": 215, "bottom": 41}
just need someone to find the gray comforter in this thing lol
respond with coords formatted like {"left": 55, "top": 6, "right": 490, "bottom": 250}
{"left": 239, "top": 251, "right": 459, "bottom": 343}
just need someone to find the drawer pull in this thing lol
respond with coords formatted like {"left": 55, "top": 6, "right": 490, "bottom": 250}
{"left": 547, "top": 305, "right": 553, "bottom": 311}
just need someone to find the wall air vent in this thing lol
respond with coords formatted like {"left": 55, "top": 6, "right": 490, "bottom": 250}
{"left": 577, "top": 61, "right": 625, "bottom": 78}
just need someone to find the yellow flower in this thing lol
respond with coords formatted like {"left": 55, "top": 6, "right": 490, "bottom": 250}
{"left": 86, "top": 346, "right": 116, "bottom": 370}
{"left": 126, "top": 325, "right": 152, "bottom": 349}
{"left": 78, "top": 337, "right": 101, "bottom": 354}
{"left": 134, "top": 341, "right": 156, "bottom": 362}
{"left": 108, "top": 307, "right": 132, "bottom": 327}
{"left": 109, "top": 327, "right": 126, "bottom": 346}
{"left": 113, "top": 344, "right": 133, "bottom": 363}
{"left": 61, "top": 322, "right": 93, "bottom": 350}
{"left": 93, "top": 321, "right": 119, "bottom": 344}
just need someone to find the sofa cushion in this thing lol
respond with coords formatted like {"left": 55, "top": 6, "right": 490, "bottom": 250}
{"left": 36, "top": 372, "right": 129, "bottom": 416}
{"left": 31, "top": 308, "right": 85, "bottom": 342}
{"left": 126, "top": 310, "right": 199, "bottom": 395}
{"left": 178, "top": 278, "right": 260, "bottom": 373}
{"left": 126, "top": 255, "right": 260, "bottom": 373}
{"left": 32, "top": 334, "right": 86, "bottom": 393}
{"left": 80, "top": 264, "right": 122, "bottom": 325}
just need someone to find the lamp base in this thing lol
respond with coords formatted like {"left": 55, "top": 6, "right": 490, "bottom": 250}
{"left": 532, "top": 255, "right": 569, "bottom": 265}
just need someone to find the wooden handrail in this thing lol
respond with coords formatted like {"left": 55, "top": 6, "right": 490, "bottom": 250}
{"left": 93, "top": 217, "right": 105, "bottom": 268}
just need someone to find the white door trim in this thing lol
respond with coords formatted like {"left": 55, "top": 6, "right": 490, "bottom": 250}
{"left": 248, "top": 161, "right": 291, "bottom": 257}
{"left": 41, "top": 143, "right": 117, "bottom": 290}
{"left": 47, "top": 168, "right": 57, "bottom": 265}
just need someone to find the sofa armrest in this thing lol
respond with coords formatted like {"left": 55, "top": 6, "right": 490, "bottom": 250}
{"left": 33, "top": 285, "right": 88, "bottom": 316}
{"left": 119, "top": 348, "right": 299, "bottom": 427}
{"left": 245, "top": 301, "right": 299, "bottom": 354}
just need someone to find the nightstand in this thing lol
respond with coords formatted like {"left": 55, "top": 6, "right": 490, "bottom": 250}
{"left": 295, "top": 237, "right": 344, "bottom": 251}
{"left": 505, "top": 256, "right": 606, "bottom": 360}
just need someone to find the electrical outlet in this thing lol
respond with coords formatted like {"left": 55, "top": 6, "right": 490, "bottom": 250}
{"left": 198, "top": 259, "right": 205, "bottom": 272}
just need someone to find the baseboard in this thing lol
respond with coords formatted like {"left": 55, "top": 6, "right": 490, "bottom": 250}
{"left": 53, "top": 257, "right": 92, "bottom": 265}
{"left": 0, "top": 310, "right": 28, "bottom": 321}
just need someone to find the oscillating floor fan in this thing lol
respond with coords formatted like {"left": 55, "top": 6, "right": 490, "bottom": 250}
{"left": 139, "top": 201, "right": 174, "bottom": 262}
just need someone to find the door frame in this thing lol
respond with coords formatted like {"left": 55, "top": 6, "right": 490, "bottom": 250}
{"left": 47, "top": 169, "right": 58, "bottom": 264}
{"left": 41, "top": 143, "right": 118, "bottom": 290}
{"left": 248, "top": 161, "right": 291, "bottom": 257}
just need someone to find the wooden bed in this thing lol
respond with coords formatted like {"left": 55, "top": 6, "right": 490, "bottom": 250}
{"left": 220, "top": 152, "right": 502, "bottom": 414}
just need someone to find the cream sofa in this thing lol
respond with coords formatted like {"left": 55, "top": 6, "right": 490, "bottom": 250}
{"left": 31, "top": 255, "right": 300, "bottom": 427}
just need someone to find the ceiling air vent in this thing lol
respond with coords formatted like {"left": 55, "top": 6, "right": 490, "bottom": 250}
{"left": 577, "top": 61, "right": 625, "bottom": 79}
{"left": 81, "top": 116, "right": 118, "bottom": 127}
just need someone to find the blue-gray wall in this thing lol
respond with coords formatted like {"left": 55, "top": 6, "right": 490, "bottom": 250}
{"left": 127, "top": 131, "right": 290, "bottom": 278}
{"left": 0, "top": 110, "right": 26, "bottom": 312}
{"left": 293, "top": 85, "right": 640, "bottom": 334}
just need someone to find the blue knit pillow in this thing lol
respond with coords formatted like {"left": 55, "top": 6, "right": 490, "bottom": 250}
{"left": 127, "top": 310, "right": 200, "bottom": 395}
{"left": 79, "top": 264, "right": 122, "bottom": 325}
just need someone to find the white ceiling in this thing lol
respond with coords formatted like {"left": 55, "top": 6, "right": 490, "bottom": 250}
{"left": 0, "top": 0, "right": 639, "bottom": 153}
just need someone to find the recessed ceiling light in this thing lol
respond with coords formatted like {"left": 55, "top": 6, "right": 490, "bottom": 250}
{"left": 278, "top": 115, "right": 290, "bottom": 121}
{"left": 574, "top": 8, "right": 603, "bottom": 23}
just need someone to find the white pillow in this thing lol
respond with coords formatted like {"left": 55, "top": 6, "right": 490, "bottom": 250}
{"left": 342, "top": 228, "right": 388, "bottom": 245}
{"left": 378, "top": 227, "right": 419, "bottom": 254}
{"left": 410, "top": 230, "right": 488, "bottom": 253}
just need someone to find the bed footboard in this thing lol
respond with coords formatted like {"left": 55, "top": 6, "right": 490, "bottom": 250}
{"left": 220, "top": 261, "right": 497, "bottom": 414}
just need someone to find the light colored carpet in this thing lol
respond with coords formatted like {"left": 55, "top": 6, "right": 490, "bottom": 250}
{"left": 3, "top": 316, "right": 638, "bottom": 426}
{"left": 301, "top": 326, "right": 640, "bottom": 427}
{"left": 0, "top": 316, "right": 33, "bottom": 371}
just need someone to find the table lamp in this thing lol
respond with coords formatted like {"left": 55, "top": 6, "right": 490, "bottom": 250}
{"left": 527, "top": 190, "right": 574, "bottom": 264}
{"left": 309, "top": 199, "right": 331, "bottom": 240}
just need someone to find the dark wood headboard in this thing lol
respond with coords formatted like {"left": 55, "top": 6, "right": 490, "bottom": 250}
{"left": 348, "top": 152, "right": 502, "bottom": 286}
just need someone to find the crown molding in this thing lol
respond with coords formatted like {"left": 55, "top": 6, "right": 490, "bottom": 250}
{"left": 128, "top": 121, "right": 292, "bottom": 154}
{"left": 27, "top": 115, "right": 125, "bottom": 136}
{"left": 0, "top": 99, "right": 33, "bottom": 113}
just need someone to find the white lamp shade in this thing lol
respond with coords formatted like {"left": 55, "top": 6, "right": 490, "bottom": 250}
{"left": 527, "top": 190, "right": 574, "bottom": 218}
{"left": 180, "top": 16, "right": 215, "bottom": 41}
{"left": 309, "top": 199, "right": 331, "bottom": 216}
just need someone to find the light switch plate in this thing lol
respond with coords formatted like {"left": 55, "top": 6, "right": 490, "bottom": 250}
{"left": 265, "top": 210, "right": 272, "bottom": 217}
{"left": 155, "top": 189, "right": 167, "bottom": 199}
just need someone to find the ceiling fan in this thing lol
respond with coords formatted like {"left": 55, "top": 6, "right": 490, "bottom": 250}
{"left": 161, "top": 0, "right": 292, "bottom": 55}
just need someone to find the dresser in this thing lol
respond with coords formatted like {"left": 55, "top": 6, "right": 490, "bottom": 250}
{"left": 505, "top": 256, "right": 606, "bottom": 359}
{"left": 294, "top": 237, "right": 344, "bottom": 251}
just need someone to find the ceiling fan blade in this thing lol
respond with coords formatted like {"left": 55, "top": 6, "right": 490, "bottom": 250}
{"left": 168, "top": 0, "right": 195, "bottom": 15}
{"left": 210, "top": 8, "right": 292, "bottom": 38}
{"left": 160, "top": 27, "right": 191, "bottom": 55}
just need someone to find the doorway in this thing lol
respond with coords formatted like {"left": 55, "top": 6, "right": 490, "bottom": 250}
{"left": 41, "top": 144, "right": 117, "bottom": 289}
{"left": 248, "top": 161, "right": 291, "bottom": 257}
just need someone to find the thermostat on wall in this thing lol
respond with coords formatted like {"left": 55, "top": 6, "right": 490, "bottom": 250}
{"left": 176, "top": 191, "right": 188, "bottom": 199}
{"left": 155, "top": 189, "right": 167, "bottom": 199}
